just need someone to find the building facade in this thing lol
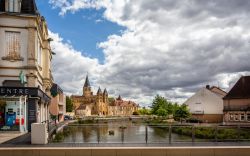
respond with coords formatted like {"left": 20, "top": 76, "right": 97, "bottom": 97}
{"left": 0, "top": 0, "right": 53, "bottom": 132}
{"left": 184, "top": 85, "right": 227, "bottom": 123}
{"left": 72, "top": 75, "right": 139, "bottom": 117}
{"left": 223, "top": 76, "right": 250, "bottom": 123}
{"left": 108, "top": 95, "right": 139, "bottom": 116}
{"left": 50, "top": 83, "right": 66, "bottom": 122}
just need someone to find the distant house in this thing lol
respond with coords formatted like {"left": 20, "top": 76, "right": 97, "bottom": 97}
{"left": 184, "top": 85, "right": 227, "bottom": 123}
{"left": 50, "top": 84, "right": 66, "bottom": 122}
{"left": 75, "top": 104, "right": 92, "bottom": 117}
{"left": 108, "top": 95, "right": 140, "bottom": 116}
{"left": 223, "top": 76, "right": 250, "bottom": 123}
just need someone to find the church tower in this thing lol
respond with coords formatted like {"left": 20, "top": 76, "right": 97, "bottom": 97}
{"left": 103, "top": 88, "right": 108, "bottom": 103}
{"left": 83, "top": 75, "right": 92, "bottom": 97}
{"left": 96, "top": 87, "right": 103, "bottom": 103}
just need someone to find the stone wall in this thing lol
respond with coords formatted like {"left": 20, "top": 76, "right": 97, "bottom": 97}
{"left": 0, "top": 147, "right": 250, "bottom": 156}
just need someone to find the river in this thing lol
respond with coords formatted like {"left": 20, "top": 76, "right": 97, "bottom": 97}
{"left": 55, "top": 122, "right": 192, "bottom": 143}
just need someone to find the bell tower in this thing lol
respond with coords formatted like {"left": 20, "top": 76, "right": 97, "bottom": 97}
{"left": 83, "top": 75, "right": 92, "bottom": 97}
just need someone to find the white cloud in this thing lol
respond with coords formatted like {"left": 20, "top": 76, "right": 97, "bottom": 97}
{"left": 49, "top": 31, "right": 101, "bottom": 94}
{"left": 49, "top": 0, "right": 250, "bottom": 106}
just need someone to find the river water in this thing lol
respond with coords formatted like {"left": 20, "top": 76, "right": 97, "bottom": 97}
{"left": 58, "top": 122, "right": 192, "bottom": 143}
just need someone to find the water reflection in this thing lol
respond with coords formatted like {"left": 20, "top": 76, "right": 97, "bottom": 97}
{"left": 59, "top": 123, "right": 191, "bottom": 143}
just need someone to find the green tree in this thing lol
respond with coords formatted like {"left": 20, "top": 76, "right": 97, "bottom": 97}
{"left": 173, "top": 104, "right": 190, "bottom": 122}
{"left": 66, "top": 96, "right": 73, "bottom": 112}
{"left": 156, "top": 107, "right": 168, "bottom": 116}
{"left": 151, "top": 95, "right": 168, "bottom": 115}
{"left": 138, "top": 107, "right": 151, "bottom": 115}
{"left": 151, "top": 95, "right": 174, "bottom": 116}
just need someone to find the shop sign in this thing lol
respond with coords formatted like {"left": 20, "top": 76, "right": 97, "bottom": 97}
{"left": 0, "top": 87, "right": 29, "bottom": 96}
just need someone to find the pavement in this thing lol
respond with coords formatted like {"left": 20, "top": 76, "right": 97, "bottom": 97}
{"left": 0, "top": 132, "right": 27, "bottom": 144}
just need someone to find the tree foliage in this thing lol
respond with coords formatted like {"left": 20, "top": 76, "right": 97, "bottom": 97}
{"left": 66, "top": 96, "right": 73, "bottom": 112}
{"left": 151, "top": 95, "right": 190, "bottom": 120}
{"left": 173, "top": 104, "right": 191, "bottom": 121}
{"left": 138, "top": 107, "right": 151, "bottom": 115}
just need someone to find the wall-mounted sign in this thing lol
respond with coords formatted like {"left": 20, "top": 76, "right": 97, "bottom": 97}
{"left": 0, "top": 87, "right": 29, "bottom": 95}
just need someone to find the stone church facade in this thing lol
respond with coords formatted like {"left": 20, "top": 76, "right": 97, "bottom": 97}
{"left": 71, "top": 75, "right": 109, "bottom": 116}
{"left": 72, "top": 75, "right": 139, "bottom": 116}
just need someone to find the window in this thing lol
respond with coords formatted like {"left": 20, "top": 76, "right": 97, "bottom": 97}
{"left": 234, "top": 114, "right": 239, "bottom": 121}
{"left": 195, "top": 102, "right": 201, "bottom": 104}
{"left": 2, "top": 31, "right": 23, "bottom": 61}
{"left": 247, "top": 114, "right": 250, "bottom": 121}
{"left": 240, "top": 114, "right": 245, "bottom": 121}
{"left": 37, "top": 39, "right": 42, "bottom": 66}
{"left": 5, "top": 0, "right": 21, "bottom": 12}
{"left": 229, "top": 114, "right": 234, "bottom": 121}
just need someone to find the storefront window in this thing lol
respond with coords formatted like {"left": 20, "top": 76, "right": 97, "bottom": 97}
{"left": 0, "top": 98, "right": 26, "bottom": 131}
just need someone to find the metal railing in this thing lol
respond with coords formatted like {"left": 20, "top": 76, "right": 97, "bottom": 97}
{"left": 51, "top": 124, "right": 250, "bottom": 144}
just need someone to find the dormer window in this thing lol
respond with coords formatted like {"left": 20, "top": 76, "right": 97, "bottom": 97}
{"left": 5, "top": 0, "right": 21, "bottom": 12}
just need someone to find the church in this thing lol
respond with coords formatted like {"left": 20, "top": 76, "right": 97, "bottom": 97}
{"left": 71, "top": 75, "right": 139, "bottom": 116}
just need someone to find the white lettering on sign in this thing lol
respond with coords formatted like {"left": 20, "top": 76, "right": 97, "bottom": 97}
{"left": 0, "top": 87, "right": 30, "bottom": 95}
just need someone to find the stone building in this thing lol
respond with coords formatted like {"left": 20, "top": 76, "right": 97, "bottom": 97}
{"left": 108, "top": 95, "right": 139, "bottom": 116}
{"left": 72, "top": 75, "right": 139, "bottom": 117}
{"left": 72, "top": 75, "right": 109, "bottom": 116}
{"left": 0, "top": 0, "right": 53, "bottom": 132}
{"left": 223, "top": 76, "right": 250, "bottom": 123}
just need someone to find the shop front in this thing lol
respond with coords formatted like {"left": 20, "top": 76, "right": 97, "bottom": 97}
{"left": 0, "top": 87, "right": 50, "bottom": 132}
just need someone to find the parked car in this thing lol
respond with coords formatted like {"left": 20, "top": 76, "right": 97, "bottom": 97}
{"left": 64, "top": 115, "right": 73, "bottom": 120}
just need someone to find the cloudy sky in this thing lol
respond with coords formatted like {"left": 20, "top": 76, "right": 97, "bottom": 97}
{"left": 37, "top": 0, "right": 250, "bottom": 107}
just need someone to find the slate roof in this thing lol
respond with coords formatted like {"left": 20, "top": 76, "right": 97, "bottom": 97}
{"left": 97, "top": 87, "right": 102, "bottom": 94}
{"left": 103, "top": 88, "right": 108, "bottom": 95}
{"left": 84, "top": 75, "right": 91, "bottom": 87}
{"left": 0, "top": 0, "right": 38, "bottom": 15}
{"left": 76, "top": 104, "right": 86, "bottom": 110}
{"left": 224, "top": 76, "right": 250, "bottom": 99}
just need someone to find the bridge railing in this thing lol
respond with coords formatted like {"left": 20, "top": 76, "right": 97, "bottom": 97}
{"left": 50, "top": 123, "right": 250, "bottom": 144}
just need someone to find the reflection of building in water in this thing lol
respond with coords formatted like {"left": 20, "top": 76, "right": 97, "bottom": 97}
{"left": 81, "top": 126, "right": 94, "bottom": 142}
{"left": 72, "top": 75, "right": 139, "bottom": 117}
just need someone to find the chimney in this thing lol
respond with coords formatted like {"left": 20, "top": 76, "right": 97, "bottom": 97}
{"left": 206, "top": 85, "right": 210, "bottom": 89}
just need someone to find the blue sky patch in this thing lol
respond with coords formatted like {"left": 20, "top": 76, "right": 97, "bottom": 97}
{"left": 37, "top": 0, "right": 125, "bottom": 64}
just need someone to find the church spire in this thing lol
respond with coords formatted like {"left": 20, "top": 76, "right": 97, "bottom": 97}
{"left": 84, "top": 75, "right": 90, "bottom": 87}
